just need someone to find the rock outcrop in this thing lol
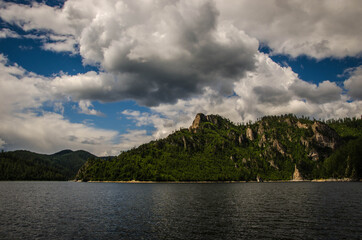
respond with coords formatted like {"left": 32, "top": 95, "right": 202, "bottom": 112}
{"left": 292, "top": 164, "right": 303, "bottom": 181}
{"left": 246, "top": 127, "right": 254, "bottom": 141}
{"left": 238, "top": 134, "right": 244, "bottom": 145}
{"left": 272, "top": 139, "right": 286, "bottom": 156}
{"left": 258, "top": 134, "right": 267, "bottom": 147}
{"left": 297, "top": 121, "right": 308, "bottom": 129}
{"left": 312, "top": 122, "right": 339, "bottom": 150}
{"left": 308, "top": 148, "right": 319, "bottom": 161}
{"left": 182, "top": 136, "right": 187, "bottom": 150}
{"left": 189, "top": 113, "right": 207, "bottom": 132}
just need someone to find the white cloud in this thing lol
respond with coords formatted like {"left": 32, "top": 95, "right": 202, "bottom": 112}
{"left": 117, "top": 130, "right": 154, "bottom": 151}
{"left": 344, "top": 66, "right": 362, "bottom": 100}
{"left": 42, "top": 36, "right": 77, "bottom": 53}
{"left": 78, "top": 100, "right": 104, "bottom": 116}
{"left": 215, "top": 0, "right": 362, "bottom": 59}
{"left": 0, "top": 111, "right": 119, "bottom": 155}
{"left": 1, "top": 0, "right": 259, "bottom": 106}
{"left": 0, "top": 28, "right": 20, "bottom": 38}
{"left": 0, "top": 1, "right": 75, "bottom": 35}
{"left": 290, "top": 80, "right": 342, "bottom": 104}
{"left": 1, "top": 0, "right": 360, "bottom": 107}
{"left": 0, "top": 56, "right": 50, "bottom": 114}
{"left": 2, "top": 0, "right": 361, "bottom": 59}
{"left": 0, "top": 54, "right": 145, "bottom": 155}
{"left": 53, "top": 102, "right": 64, "bottom": 115}
{"left": 122, "top": 110, "right": 141, "bottom": 118}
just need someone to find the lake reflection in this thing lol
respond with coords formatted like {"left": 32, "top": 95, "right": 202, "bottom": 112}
{"left": 0, "top": 182, "right": 361, "bottom": 239}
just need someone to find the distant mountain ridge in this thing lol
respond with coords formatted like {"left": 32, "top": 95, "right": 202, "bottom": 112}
{"left": 76, "top": 113, "right": 361, "bottom": 182}
{"left": 0, "top": 149, "right": 95, "bottom": 180}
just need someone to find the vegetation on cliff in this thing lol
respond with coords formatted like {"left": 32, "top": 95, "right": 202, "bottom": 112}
{"left": 76, "top": 114, "right": 361, "bottom": 182}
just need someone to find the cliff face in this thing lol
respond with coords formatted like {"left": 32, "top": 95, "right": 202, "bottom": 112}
{"left": 76, "top": 114, "right": 360, "bottom": 182}
{"left": 312, "top": 122, "right": 339, "bottom": 150}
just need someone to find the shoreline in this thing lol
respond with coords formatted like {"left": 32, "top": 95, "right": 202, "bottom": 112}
{"left": 73, "top": 178, "right": 360, "bottom": 183}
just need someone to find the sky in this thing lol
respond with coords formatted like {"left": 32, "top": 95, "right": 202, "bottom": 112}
{"left": 0, "top": 0, "right": 361, "bottom": 156}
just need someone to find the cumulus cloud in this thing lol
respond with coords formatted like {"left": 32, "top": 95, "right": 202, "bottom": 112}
{"left": 0, "top": 111, "right": 119, "bottom": 155}
{"left": 0, "top": 28, "right": 20, "bottom": 38}
{"left": 78, "top": 0, "right": 258, "bottom": 106}
{"left": 216, "top": 0, "right": 362, "bottom": 59}
{"left": 0, "top": 54, "right": 145, "bottom": 155}
{"left": 1, "top": 0, "right": 259, "bottom": 106}
{"left": 118, "top": 130, "right": 154, "bottom": 151}
{"left": 253, "top": 86, "right": 291, "bottom": 105}
{"left": 344, "top": 66, "right": 362, "bottom": 100}
{"left": 78, "top": 100, "right": 104, "bottom": 116}
{"left": 121, "top": 110, "right": 179, "bottom": 139}
{"left": 290, "top": 80, "right": 342, "bottom": 104}
{"left": 42, "top": 36, "right": 77, "bottom": 53}
{"left": 3, "top": 0, "right": 361, "bottom": 60}
{"left": 53, "top": 102, "right": 64, "bottom": 115}
{"left": 0, "top": 55, "right": 50, "bottom": 114}
{"left": 2, "top": 0, "right": 361, "bottom": 106}
{"left": 0, "top": 1, "right": 74, "bottom": 35}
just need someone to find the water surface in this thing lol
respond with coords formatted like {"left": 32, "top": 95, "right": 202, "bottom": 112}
{"left": 0, "top": 181, "right": 361, "bottom": 239}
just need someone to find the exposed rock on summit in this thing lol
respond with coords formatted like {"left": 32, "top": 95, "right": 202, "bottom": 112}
{"left": 189, "top": 113, "right": 207, "bottom": 132}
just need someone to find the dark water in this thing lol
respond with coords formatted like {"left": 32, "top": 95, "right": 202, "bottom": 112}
{"left": 0, "top": 182, "right": 361, "bottom": 240}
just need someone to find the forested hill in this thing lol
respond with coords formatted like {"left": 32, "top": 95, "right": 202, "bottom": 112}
{"left": 0, "top": 149, "right": 95, "bottom": 180}
{"left": 76, "top": 114, "right": 362, "bottom": 182}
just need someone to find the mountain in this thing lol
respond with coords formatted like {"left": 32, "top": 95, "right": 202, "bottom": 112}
{"left": 76, "top": 113, "right": 361, "bottom": 182}
{"left": 0, "top": 149, "right": 95, "bottom": 180}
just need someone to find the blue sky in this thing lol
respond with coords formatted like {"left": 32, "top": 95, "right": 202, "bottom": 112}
{"left": 0, "top": 0, "right": 361, "bottom": 155}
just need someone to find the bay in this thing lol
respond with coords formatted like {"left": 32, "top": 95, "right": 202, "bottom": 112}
{"left": 0, "top": 181, "right": 361, "bottom": 239}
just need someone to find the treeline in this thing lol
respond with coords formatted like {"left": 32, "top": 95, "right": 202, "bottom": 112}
{"left": 0, "top": 150, "right": 94, "bottom": 180}
{"left": 323, "top": 136, "right": 362, "bottom": 179}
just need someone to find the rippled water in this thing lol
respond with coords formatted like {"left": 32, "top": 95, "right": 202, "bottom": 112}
{"left": 0, "top": 181, "right": 361, "bottom": 240}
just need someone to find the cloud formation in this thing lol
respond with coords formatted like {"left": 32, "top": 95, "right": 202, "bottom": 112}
{"left": 0, "top": 28, "right": 20, "bottom": 38}
{"left": 77, "top": 100, "right": 104, "bottom": 116}
{"left": 2, "top": 0, "right": 361, "bottom": 60}
{"left": 0, "top": 55, "right": 144, "bottom": 155}
{"left": 216, "top": 0, "right": 362, "bottom": 59}
{"left": 344, "top": 66, "right": 362, "bottom": 100}
{"left": 290, "top": 80, "right": 342, "bottom": 104}
{"left": 144, "top": 54, "right": 362, "bottom": 140}
{"left": 1, "top": 0, "right": 259, "bottom": 106}
{"left": 1, "top": 0, "right": 361, "bottom": 106}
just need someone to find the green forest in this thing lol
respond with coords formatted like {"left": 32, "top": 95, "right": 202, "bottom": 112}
{"left": 0, "top": 150, "right": 94, "bottom": 180}
{"left": 76, "top": 114, "right": 362, "bottom": 182}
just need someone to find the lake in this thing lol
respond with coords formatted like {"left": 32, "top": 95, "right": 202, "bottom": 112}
{"left": 0, "top": 181, "right": 361, "bottom": 240}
